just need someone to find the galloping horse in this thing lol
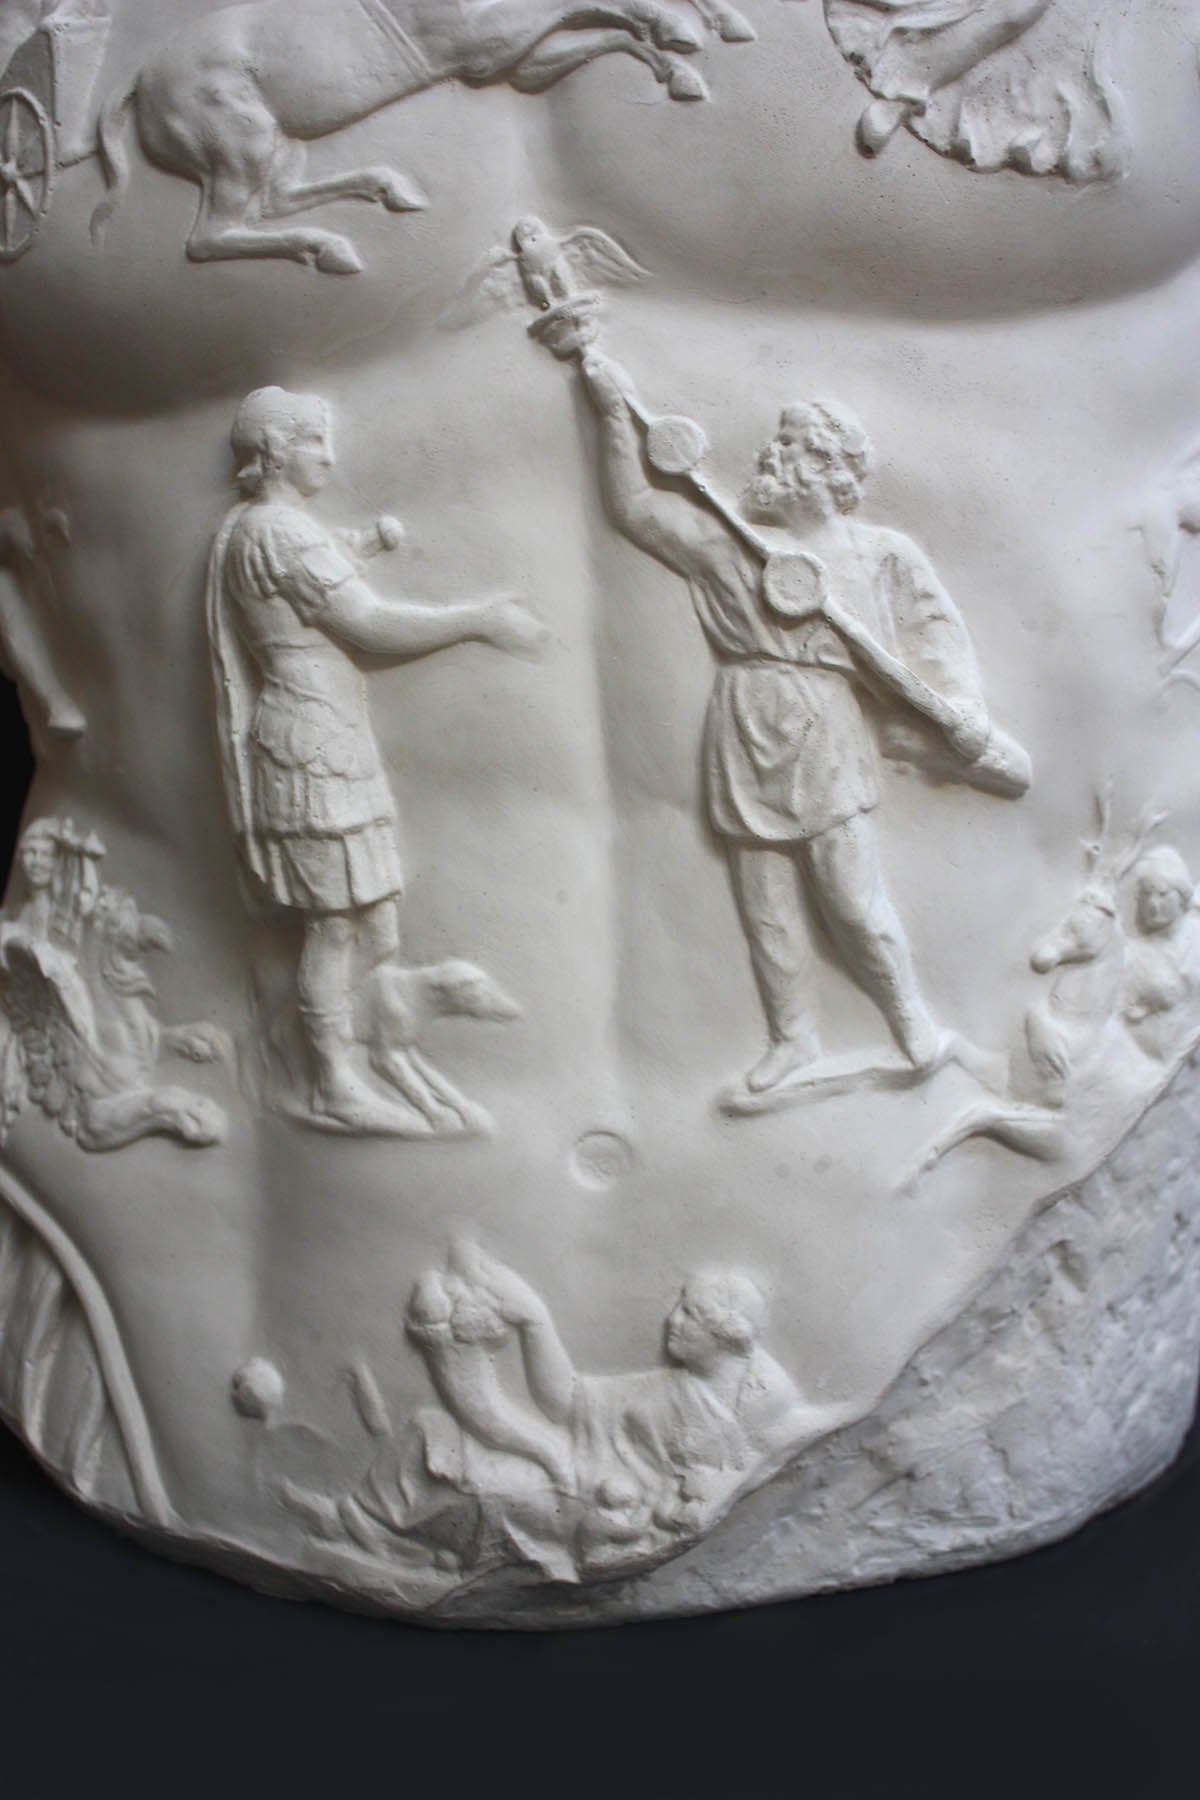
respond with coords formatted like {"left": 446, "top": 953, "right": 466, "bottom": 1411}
{"left": 91, "top": 0, "right": 753, "bottom": 273}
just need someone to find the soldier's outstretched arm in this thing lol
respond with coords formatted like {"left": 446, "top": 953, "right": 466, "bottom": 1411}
{"left": 319, "top": 577, "right": 545, "bottom": 662}
{"left": 580, "top": 353, "right": 714, "bottom": 576}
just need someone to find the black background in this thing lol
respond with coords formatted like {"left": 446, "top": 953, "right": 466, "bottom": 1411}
{"left": 1, "top": 682, "right": 1197, "bottom": 1797}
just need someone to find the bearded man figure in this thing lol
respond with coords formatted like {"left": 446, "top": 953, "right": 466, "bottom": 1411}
{"left": 207, "top": 386, "right": 543, "bottom": 1132}
{"left": 574, "top": 353, "right": 1023, "bottom": 1100}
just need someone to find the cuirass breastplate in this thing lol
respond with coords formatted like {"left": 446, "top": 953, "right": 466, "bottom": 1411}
{"left": 1, "top": 0, "right": 1198, "bottom": 1626}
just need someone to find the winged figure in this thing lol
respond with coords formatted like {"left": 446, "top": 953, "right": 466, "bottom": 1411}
{"left": 443, "top": 217, "right": 647, "bottom": 329}
{"left": 0, "top": 823, "right": 229, "bottom": 1153}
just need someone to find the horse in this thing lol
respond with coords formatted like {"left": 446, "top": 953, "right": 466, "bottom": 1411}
{"left": 90, "top": 0, "right": 753, "bottom": 274}
{"left": 902, "top": 799, "right": 1163, "bottom": 1185}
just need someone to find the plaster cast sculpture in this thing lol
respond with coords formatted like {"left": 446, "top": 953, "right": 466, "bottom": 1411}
{"left": 515, "top": 293, "right": 1030, "bottom": 1100}
{"left": 0, "top": 819, "right": 228, "bottom": 1151}
{"left": 0, "top": 503, "right": 83, "bottom": 739}
{"left": 818, "top": 0, "right": 1129, "bottom": 178}
{"left": 1, "top": 0, "right": 1199, "bottom": 1628}
{"left": 208, "top": 385, "right": 538, "bottom": 1134}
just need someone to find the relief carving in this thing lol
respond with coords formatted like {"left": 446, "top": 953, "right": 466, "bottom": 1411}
{"left": 208, "top": 388, "right": 540, "bottom": 1135}
{"left": 0, "top": 1160, "right": 172, "bottom": 1525}
{"left": 512, "top": 281, "right": 1029, "bottom": 1103}
{"left": 0, "top": 818, "right": 229, "bottom": 1152}
{"left": 272, "top": 1238, "right": 837, "bottom": 1588}
{"left": 817, "top": 0, "right": 1129, "bottom": 181}
{"left": 0, "top": 1, "right": 112, "bottom": 263}
{"left": 907, "top": 796, "right": 1200, "bottom": 1183}
{"left": 444, "top": 216, "right": 648, "bottom": 330}
{"left": 1137, "top": 437, "right": 1200, "bottom": 694}
{"left": 0, "top": 502, "right": 84, "bottom": 739}
{"left": 89, "top": 1, "right": 756, "bottom": 274}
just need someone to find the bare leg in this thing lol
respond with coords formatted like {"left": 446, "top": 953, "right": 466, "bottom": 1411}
{"left": 729, "top": 844, "right": 822, "bottom": 1092}
{"left": 298, "top": 912, "right": 415, "bottom": 1127}
{"left": 803, "top": 813, "right": 942, "bottom": 1067}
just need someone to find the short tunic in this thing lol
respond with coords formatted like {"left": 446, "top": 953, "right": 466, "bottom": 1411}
{"left": 685, "top": 522, "right": 981, "bottom": 844}
{"left": 222, "top": 502, "right": 402, "bottom": 913}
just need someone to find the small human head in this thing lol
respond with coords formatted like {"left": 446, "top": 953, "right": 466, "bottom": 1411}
{"left": 231, "top": 387, "right": 333, "bottom": 500}
{"left": 744, "top": 400, "right": 873, "bottom": 527}
{"left": 18, "top": 818, "right": 61, "bottom": 891}
{"left": 665, "top": 1270, "right": 768, "bottom": 1373}
{"left": 1132, "top": 846, "right": 1195, "bottom": 936}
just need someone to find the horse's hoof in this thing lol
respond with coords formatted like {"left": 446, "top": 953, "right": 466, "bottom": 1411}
{"left": 644, "top": 7, "right": 704, "bottom": 52}
{"left": 667, "top": 64, "right": 710, "bottom": 102}
{"left": 716, "top": 8, "right": 756, "bottom": 42}
{"left": 314, "top": 238, "right": 365, "bottom": 276}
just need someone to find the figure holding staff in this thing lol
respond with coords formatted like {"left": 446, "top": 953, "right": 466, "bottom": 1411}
{"left": 526, "top": 289, "right": 1030, "bottom": 1106}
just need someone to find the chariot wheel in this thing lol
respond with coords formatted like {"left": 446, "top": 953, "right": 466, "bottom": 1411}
{"left": 0, "top": 89, "right": 54, "bottom": 263}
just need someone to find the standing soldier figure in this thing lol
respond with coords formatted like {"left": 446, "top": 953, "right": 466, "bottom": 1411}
{"left": 207, "top": 386, "right": 543, "bottom": 1132}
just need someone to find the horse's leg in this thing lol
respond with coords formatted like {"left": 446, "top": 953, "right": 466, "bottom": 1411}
{"left": 901, "top": 1101, "right": 1059, "bottom": 1193}
{"left": 261, "top": 139, "right": 427, "bottom": 220}
{"left": 508, "top": 27, "right": 709, "bottom": 100}
{"left": 689, "top": 0, "right": 755, "bottom": 42}
{"left": 262, "top": 167, "right": 427, "bottom": 219}
{"left": 187, "top": 151, "right": 365, "bottom": 275}
{"left": 412, "top": 0, "right": 704, "bottom": 82}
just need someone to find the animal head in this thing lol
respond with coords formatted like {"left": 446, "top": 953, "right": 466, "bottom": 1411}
{"left": 1030, "top": 885, "right": 1118, "bottom": 974}
{"left": 425, "top": 960, "right": 521, "bottom": 1023}
{"left": 1030, "top": 788, "right": 1169, "bottom": 975}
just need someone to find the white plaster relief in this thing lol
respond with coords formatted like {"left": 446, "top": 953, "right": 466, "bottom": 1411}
{"left": 0, "top": 503, "right": 84, "bottom": 740}
{"left": 0, "top": 1161, "right": 173, "bottom": 1528}
{"left": 1137, "top": 437, "right": 1200, "bottom": 694}
{"left": 210, "top": 1058, "right": 1200, "bottom": 1623}
{"left": 906, "top": 796, "right": 1200, "bottom": 1185}
{"left": 209, "top": 387, "right": 539, "bottom": 1136}
{"left": 0, "top": 818, "right": 229, "bottom": 1152}
{"left": 270, "top": 1238, "right": 845, "bottom": 1590}
{"left": 87, "top": 1, "right": 761, "bottom": 274}
{"left": 640, "top": 1062, "right": 1200, "bottom": 1622}
{"left": 0, "top": 3, "right": 112, "bottom": 262}
{"left": 0, "top": 0, "right": 1193, "bottom": 1634}
{"left": 817, "top": 0, "right": 1130, "bottom": 181}
{"left": 500, "top": 275, "right": 1030, "bottom": 1104}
